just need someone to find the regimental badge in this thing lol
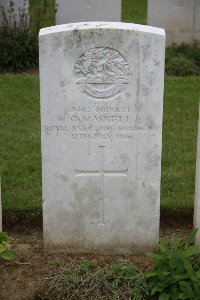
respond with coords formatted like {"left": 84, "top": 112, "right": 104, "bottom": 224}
{"left": 75, "top": 47, "right": 130, "bottom": 100}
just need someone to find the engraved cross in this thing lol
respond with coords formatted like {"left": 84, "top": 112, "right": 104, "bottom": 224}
{"left": 75, "top": 145, "right": 128, "bottom": 223}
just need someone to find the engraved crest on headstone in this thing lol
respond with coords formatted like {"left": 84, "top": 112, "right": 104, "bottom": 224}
{"left": 75, "top": 47, "right": 130, "bottom": 99}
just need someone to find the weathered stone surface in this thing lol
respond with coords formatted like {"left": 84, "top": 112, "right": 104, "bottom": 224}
{"left": 194, "top": 104, "right": 200, "bottom": 247}
{"left": 148, "top": 0, "right": 200, "bottom": 46}
{"left": 0, "top": 0, "right": 29, "bottom": 27}
{"left": 56, "top": 0, "right": 121, "bottom": 24}
{"left": 39, "top": 22, "right": 165, "bottom": 255}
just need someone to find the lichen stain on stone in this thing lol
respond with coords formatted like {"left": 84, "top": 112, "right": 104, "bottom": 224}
{"left": 121, "top": 185, "right": 135, "bottom": 202}
{"left": 125, "top": 187, "right": 136, "bottom": 200}
{"left": 60, "top": 174, "right": 68, "bottom": 182}
{"left": 72, "top": 30, "right": 82, "bottom": 44}
{"left": 70, "top": 180, "right": 102, "bottom": 220}
{"left": 125, "top": 92, "right": 131, "bottom": 98}
{"left": 52, "top": 34, "right": 62, "bottom": 52}
{"left": 146, "top": 117, "right": 157, "bottom": 129}
{"left": 142, "top": 43, "right": 151, "bottom": 62}
{"left": 70, "top": 182, "right": 78, "bottom": 191}
{"left": 73, "top": 180, "right": 101, "bottom": 202}
{"left": 70, "top": 30, "right": 98, "bottom": 47}
{"left": 145, "top": 151, "right": 160, "bottom": 170}
{"left": 134, "top": 101, "right": 144, "bottom": 112}
{"left": 145, "top": 186, "right": 158, "bottom": 206}
{"left": 148, "top": 77, "right": 153, "bottom": 86}
{"left": 39, "top": 38, "right": 47, "bottom": 55}
{"left": 141, "top": 85, "right": 150, "bottom": 97}
{"left": 119, "top": 153, "right": 129, "bottom": 164}
{"left": 154, "top": 59, "right": 160, "bottom": 66}
{"left": 60, "top": 79, "right": 68, "bottom": 87}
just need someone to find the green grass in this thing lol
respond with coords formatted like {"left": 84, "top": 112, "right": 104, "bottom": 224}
{"left": 0, "top": 74, "right": 41, "bottom": 211}
{"left": 122, "top": 0, "right": 147, "bottom": 24}
{"left": 38, "top": 259, "right": 148, "bottom": 299}
{"left": 30, "top": 0, "right": 55, "bottom": 28}
{"left": 161, "top": 77, "right": 200, "bottom": 211}
{"left": 0, "top": 75, "right": 200, "bottom": 212}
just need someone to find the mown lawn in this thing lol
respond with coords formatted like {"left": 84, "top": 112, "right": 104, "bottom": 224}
{"left": 161, "top": 77, "right": 200, "bottom": 211}
{"left": 0, "top": 75, "right": 200, "bottom": 212}
{"left": 0, "top": 75, "right": 41, "bottom": 211}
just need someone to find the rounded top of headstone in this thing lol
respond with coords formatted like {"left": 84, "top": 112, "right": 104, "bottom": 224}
{"left": 39, "top": 22, "right": 165, "bottom": 37}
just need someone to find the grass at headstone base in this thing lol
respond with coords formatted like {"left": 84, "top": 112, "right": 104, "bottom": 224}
{"left": 0, "top": 75, "right": 200, "bottom": 217}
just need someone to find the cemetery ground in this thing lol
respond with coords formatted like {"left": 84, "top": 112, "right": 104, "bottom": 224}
{"left": 0, "top": 225, "right": 191, "bottom": 300}
{"left": 1, "top": 68, "right": 200, "bottom": 300}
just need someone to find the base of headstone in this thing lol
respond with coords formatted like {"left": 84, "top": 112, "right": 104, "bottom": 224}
{"left": 43, "top": 242, "right": 159, "bottom": 256}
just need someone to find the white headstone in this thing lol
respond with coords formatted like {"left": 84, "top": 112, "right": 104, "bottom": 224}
{"left": 194, "top": 104, "right": 200, "bottom": 247}
{"left": 56, "top": 0, "right": 121, "bottom": 25}
{"left": 40, "top": 22, "right": 165, "bottom": 255}
{"left": 148, "top": 0, "right": 200, "bottom": 46}
{"left": 0, "top": 0, "right": 29, "bottom": 28}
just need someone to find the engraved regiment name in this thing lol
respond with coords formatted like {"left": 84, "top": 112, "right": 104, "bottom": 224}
{"left": 75, "top": 47, "right": 130, "bottom": 99}
{"left": 44, "top": 104, "right": 160, "bottom": 140}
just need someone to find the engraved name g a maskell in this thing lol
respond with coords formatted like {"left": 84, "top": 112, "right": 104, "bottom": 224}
{"left": 75, "top": 47, "right": 130, "bottom": 99}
